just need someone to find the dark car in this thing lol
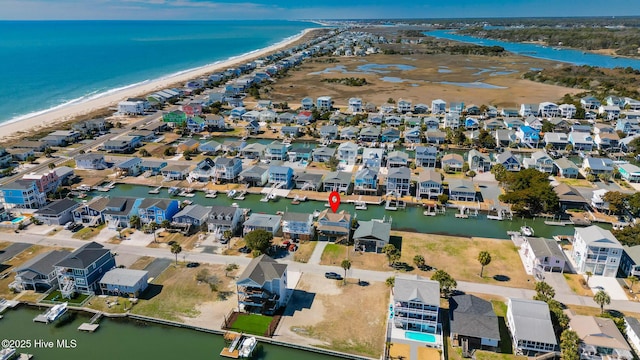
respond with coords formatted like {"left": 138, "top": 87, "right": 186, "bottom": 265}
{"left": 238, "top": 246, "right": 251, "bottom": 254}
{"left": 186, "top": 262, "right": 200, "bottom": 268}
{"left": 324, "top": 272, "right": 342, "bottom": 280}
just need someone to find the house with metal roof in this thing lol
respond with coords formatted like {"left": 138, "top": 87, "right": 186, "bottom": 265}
{"left": 449, "top": 294, "right": 500, "bottom": 354}
{"left": 571, "top": 225, "right": 622, "bottom": 277}
{"left": 506, "top": 298, "right": 558, "bottom": 356}
{"left": 239, "top": 165, "right": 268, "bottom": 187}
{"left": 0, "top": 179, "right": 47, "bottom": 210}
{"left": 468, "top": 149, "right": 491, "bottom": 172}
{"left": 173, "top": 204, "right": 211, "bottom": 229}
{"left": 34, "top": 198, "right": 78, "bottom": 225}
{"left": 391, "top": 275, "right": 442, "bottom": 348}
{"left": 103, "top": 197, "right": 142, "bottom": 230}
{"left": 625, "top": 317, "right": 640, "bottom": 355}
{"left": 99, "top": 268, "right": 149, "bottom": 297}
{"left": 240, "top": 143, "right": 266, "bottom": 160}
{"left": 353, "top": 219, "right": 391, "bottom": 253}
{"left": 323, "top": 171, "right": 352, "bottom": 193}
{"left": 11, "top": 250, "right": 70, "bottom": 292}
{"left": 243, "top": 213, "right": 282, "bottom": 236}
{"left": 54, "top": 242, "right": 116, "bottom": 296}
{"left": 312, "top": 146, "right": 336, "bottom": 163}
{"left": 386, "top": 166, "right": 411, "bottom": 197}
{"left": 441, "top": 153, "right": 464, "bottom": 172}
{"left": 521, "top": 237, "right": 567, "bottom": 273}
{"left": 72, "top": 196, "right": 109, "bottom": 226}
{"left": 208, "top": 206, "right": 243, "bottom": 235}
{"left": 553, "top": 157, "right": 579, "bottom": 178}
{"left": 618, "top": 163, "right": 640, "bottom": 183}
{"left": 570, "top": 315, "right": 632, "bottom": 360}
{"left": 236, "top": 254, "right": 288, "bottom": 315}
{"left": 76, "top": 153, "right": 109, "bottom": 170}
{"left": 294, "top": 172, "right": 323, "bottom": 191}
{"left": 115, "top": 157, "right": 142, "bottom": 177}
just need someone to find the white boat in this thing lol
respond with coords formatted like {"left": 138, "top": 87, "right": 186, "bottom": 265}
{"left": 78, "top": 184, "right": 92, "bottom": 192}
{"left": 0, "top": 348, "right": 16, "bottom": 360}
{"left": 227, "top": 190, "right": 237, "bottom": 198}
{"left": 205, "top": 190, "right": 218, "bottom": 198}
{"left": 238, "top": 336, "right": 257, "bottom": 358}
{"left": 355, "top": 202, "right": 367, "bottom": 210}
{"left": 521, "top": 225, "right": 534, "bottom": 237}
{"left": 45, "top": 302, "right": 68, "bottom": 323}
{"left": 312, "top": 210, "right": 321, "bottom": 218}
{"left": 168, "top": 187, "right": 180, "bottom": 195}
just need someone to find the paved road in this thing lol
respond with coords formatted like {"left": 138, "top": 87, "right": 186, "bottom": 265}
{"left": 2, "top": 232, "right": 639, "bottom": 313}
{"left": 0, "top": 243, "right": 32, "bottom": 263}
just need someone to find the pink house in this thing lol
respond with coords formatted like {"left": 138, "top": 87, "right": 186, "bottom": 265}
{"left": 182, "top": 102, "right": 203, "bottom": 116}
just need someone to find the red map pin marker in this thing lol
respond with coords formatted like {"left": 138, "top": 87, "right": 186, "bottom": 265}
{"left": 329, "top": 191, "right": 341, "bottom": 213}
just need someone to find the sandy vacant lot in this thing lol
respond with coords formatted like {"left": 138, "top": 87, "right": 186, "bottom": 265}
{"left": 276, "top": 273, "right": 388, "bottom": 358}
{"left": 268, "top": 50, "right": 580, "bottom": 110}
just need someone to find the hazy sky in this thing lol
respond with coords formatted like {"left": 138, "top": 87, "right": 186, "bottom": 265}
{"left": 1, "top": 0, "right": 639, "bottom": 20}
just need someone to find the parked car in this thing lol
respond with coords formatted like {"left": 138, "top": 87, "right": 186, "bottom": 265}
{"left": 324, "top": 272, "right": 342, "bottom": 280}
{"left": 64, "top": 221, "right": 75, "bottom": 230}
{"left": 238, "top": 246, "right": 251, "bottom": 254}
{"left": 186, "top": 262, "right": 200, "bottom": 268}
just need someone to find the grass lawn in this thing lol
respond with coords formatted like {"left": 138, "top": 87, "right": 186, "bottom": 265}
{"left": 556, "top": 177, "right": 594, "bottom": 188}
{"left": 566, "top": 304, "right": 640, "bottom": 319}
{"left": 293, "top": 241, "right": 317, "bottom": 263}
{"left": 131, "top": 264, "right": 233, "bottom": 322}
{"left": 149, "top": 232, "right": 200, "bottom": 250}
{"left": 86, "top": 296, "right": 132, "bottom": 314}
{"left": 72, "top": 223, "right": 105, "bottom": 240}
{"left": 564, "top": 273, "right": 593, "bottom": 297}
{"left": 42, "top": 290, "right": 91, "bottom": 305}
{"left": 229, "top": 313, "right": 273, "bottom": 336}
{"left": 128, "top": 256, "right": 155, "bottom": 270}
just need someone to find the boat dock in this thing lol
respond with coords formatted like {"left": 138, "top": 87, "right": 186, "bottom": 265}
{"left": 0, "top": 299, "right": 19, "bottom": 314}
{"left": 148, "top": 186, "right": 162, "bottom": 194}
{"left": 19, "top": 354, "right": 34, "bottom": 360}
{"left": 234, "top": 191, "right": 247, "bottom": 200}
{"left": 220, "top": 332, "right": 242, "bottom": 359}
{"left": 205, "top": 190, "right": 218, "bottom": 198}
{"left": 96, "top": 182, "right": 116, "bottom": 192}
{"left": 78, "top": 312, "right": 102, "bottom": 332}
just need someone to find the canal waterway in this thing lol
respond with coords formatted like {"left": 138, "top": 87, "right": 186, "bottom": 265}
{"left": 425, "top": 30, "right": 640, "bottom": 71}
{"left": 0, "top": 306, "right": 343, "bottom": 360}
{"left": 91, "top": 183, "right": 603, "bottom": 239}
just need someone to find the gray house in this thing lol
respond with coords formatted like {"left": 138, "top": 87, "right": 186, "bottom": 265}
{"left": 34, "top": 198, "right": 78, "bottom": 225}
{"left": 449, "top": 294, "right": 500, "bottom": 354}
{"left": 11, "top": 250, "right": 71, "bottom": 292}
{"left": 386, "top": 166, "right": 411, "bottom": 197}
{"left": 323, "top": 171, "right": 352, "bottom": 193}
{"left": 353, "top": 219, "right": 391, "bottom": 253}
{"left": 243, "top": 213, "right": 282, "bottom": 236}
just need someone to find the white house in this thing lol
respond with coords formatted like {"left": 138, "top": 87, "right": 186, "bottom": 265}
{"left": 520, "top": 237, "right": 566, "bottom": 273}
{"left": 348, "top": 97, "right": 363, "bottom": 113}
{"left": 392, "top": 275, "right": 442, "bottom": 348}
{"left": 570, "top": 225, "right": 622, "bottom": 277}
{"left": 558, "top": 103, "right": 577, "bottom": 119}
{"left": 431, "top": 99, "right": 446, "bottom": 115}
{"left": 538, "top": 102, "right": 559, "bottom": 118}
{"left": 506, "top": 298, "right": 558, "bottom": 356}
{"left": 118, "top": 100, "right": 146, "bottom": 115}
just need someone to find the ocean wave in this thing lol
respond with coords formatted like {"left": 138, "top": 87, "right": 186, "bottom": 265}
{"left": 3, "top": 28, "right": 311, "bottom": 126}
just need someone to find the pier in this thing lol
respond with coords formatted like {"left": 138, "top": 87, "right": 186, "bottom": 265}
{"left": 78, "top": 312, "right": 102, "bottom": 332}
{"left": 220, "top": 332, "right": 242, "bottom": 359}
{"left": 148, "top": 186, "right": 162, "bottom": 194}
{"left": 0, "top": 299, "right": 19, "bottom": 314}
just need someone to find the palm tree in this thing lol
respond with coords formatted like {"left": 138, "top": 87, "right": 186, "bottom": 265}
{"left": 478, "top": 251, "right": 492, "bottom": 278}
{"left": 222, "top": 230, "right": 233, "bottom": 241}
{"left": 593, "top": 290, "right": 611, "bottom": 314}
{"left": 467, "top": 170, "right": 476, "bottom": 181}
{"left": 161, "top": 219, "right": 171, "bottom": 229}
{"left": 413, "top": 255, "right": 425, "bottom": 270}
{"left": 628, "top": 275, "right": 639, "bottom": 293}
{"left": 382, "top": 244, "right": 398, "bottom": 266}
{"left": 560, "top": 329, "right": 580, "bottom": 360}
{"left": 149, "top": 221, "right": 159, "bottom": 243}
{"left": 385, "top": 276, "right": 395, "bottom": 289}
{"left": 129, "top": 215, "right": 141, "bottom": 230}
{"left": 171, "top": 243, "right": 182, "bottom": 265}
{"left": 340, "top": 259, "right": 351, "bottom": 284}
{"left": 585, "top": 271, "right": 593, "bottom": 285}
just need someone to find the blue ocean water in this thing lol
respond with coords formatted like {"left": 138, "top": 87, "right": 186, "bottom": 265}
{"left": 426, "top": 29, "right": 640, "bottom": 71}
{"left": 0, "top": 20, "right": 315, "bottom": 124}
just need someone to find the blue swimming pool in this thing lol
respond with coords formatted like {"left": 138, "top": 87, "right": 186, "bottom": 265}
{"left": 405, "top": 331, "right": 437, "bottom": 343}
{"left": 11, "top": 216, "right": 25, "bottom": 224}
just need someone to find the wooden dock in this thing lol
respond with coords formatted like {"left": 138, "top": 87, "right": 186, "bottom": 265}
{"left": 33, "top": 314, "right": 49, "bottom": 323}
{"left": 78, "top": 323, "right": 99, "bottom": 332}
{"left": 220, "top": 332, "right": 242, "bottom": 359}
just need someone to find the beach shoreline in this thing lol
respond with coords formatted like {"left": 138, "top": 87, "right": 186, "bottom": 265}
{"left": 0, "top": 27, "right": 322, "bottom": 143}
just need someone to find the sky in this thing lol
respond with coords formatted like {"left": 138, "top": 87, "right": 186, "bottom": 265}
{"left": 1, "top": 0, "right": 639, "bottom": 20}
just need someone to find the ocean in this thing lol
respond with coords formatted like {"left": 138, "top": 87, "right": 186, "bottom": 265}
{"left": 0, "top": 20, "right": 315, "bottom": 125}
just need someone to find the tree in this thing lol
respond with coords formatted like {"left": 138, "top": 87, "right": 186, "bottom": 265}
{"left": 462, "top": 162, "right": 470, "bottom": 173}
{"left": 48, "top": 163, "right": 56, "bottom": 170}
{"left": 222, "top": 230, "right": 233, "bottom": 241}
{"left": 602, "top": 191, "right": 629, "bottom": 214}
{"left": 244, "top": 229, "right": 273, "bottom": 254}
{"left": 129, "top": 215, "right": 141, "bottom": 230}
{"left": 164, "top": 147, "right": 176, "bottom": 157}
{"left": 149, "top": 221, "right": 159, "bottom": 243}
{"left": 431, "top": 270, "right": 457, "bottom": 297}
{"left": 499, "top": 168, "right": 559, "bottom": 215}
{"left": 490, "top": 163, "right": 507, "bottom": 183}
{"left": 327, "top": 156, "right": 339, "bottom": 172}
{"left": 382, "top": 244, "right": 399, "bottom": 266}
{"left": 437, "top": 194, "right": 449, "bottom": 205}
{"left": 467, "top": 170, "right": 476, "bottom": 181}
{"left": 139, "top": 148, "right": 151, "bottom": 157}
{"left": 598, "top": 173, "right": 611, "bottom": 183}
{"left": 628, "top": 275, "right": 638, "bottom": 292}
{"left": 541, "top": 120, "right": 555, "bottom": 133}
{"left": 385, "top": 276, "right": 395, "bottom": 288}
{"left": 477, "top": 251, "right": 492, "bottom": 277}
{"left": 413, "top": 255, "right": 425, "bottom": 270}
{"left": 341, "top": 259, "right": 351, "bottom": 283}
{"left": 585, "top": 271, "right": 593, "bottom": 285}
{"left": 560, "top": 329, "right": 580, "bottom": 360}
{"left": 161, "top": 219, "right": 171, "bottom": 229}
{"left": 170, "top": 243, "right": 182, "bottom": 265}
{"left": 593, "top": 290, "right": 611, "bottom": 314}
{"left": 533, "top": 281, "right": 556, "bottom": 303}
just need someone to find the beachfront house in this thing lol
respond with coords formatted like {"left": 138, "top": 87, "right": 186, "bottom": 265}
{"left": 268, "top": 165, "right": 294, "bottom": 189}
{"left": 323, "top": 171, "right": 352, "bottom": 193}
{"left": 207, "top": 205, "right": 243, "bottom": 235}
{"left": 137, "top": 198, "right": 179, "bottom": 225}
{"left": 282, "top": 212, "right": 314, "bottom": 241}
{"left": 599, "top": 105, "right": 622, "bottom": 121}
{"left": 417, "top": 169, "right": 443, "bottom": 200}
{"left": 172, "top": 204, "right": 211, "bottom": 230}
{"left": 301, "top": 97, "right": 314, "bottom": 110}
{"left": 239, "top": 165, "right": 268, "bottom": 187}
{"left": 348, "top": 98, "right": 363, "bottom": 113}
{"left": 312, "top": 147, "right": 336, "bottom": 163}
{"left": 570, "top": 315, "right": 633, "bottom": 360}
{"left": 316, "top": 96, "right": 332, "bottom": 111}
{"left": 520, "top": 104, "right": 538, "bottom": 117}
{"left": 34, "top": 198, "right": 78, "bottom": 225}
{"left": 354, "top": 167, "right": 378, "bottom": 195}
{"left": 118, "top": 100, "right": 146, "bottom": 115}
{"left": 523, "top": 150, "right": 554, "bottom": 173}
{"left": 520, "top": 237, "right": 567, "bottom": 273}
{"left": 214, "top": 157, "right": 243, "bottom": 183}
{"left": 448, "top": 179, "right": 476, "bottom": 202}
{"left": 449, "top": 294, "right": 500, "bottom": 354}
{"left": 337, "top": 141, "right": 358, "bottom": 165}
{"left": 103, "top": 197, "right": 141, "bottom": 230}
{"left": 397, "top": 99, "right": 412, "bottom": 113}
{"left": 506, "top": 298, "right": 558, "bottom": 356}
{"left": 243, "top": 213, "right": 282, "bottom": 236}
{"left": 571, "top": 225, "right": 622, "bottom": 277}
{"left": 54, "top": 241, "right": 116, "bottom": 296}
{"left": 467, "top": 149, "right": 491, "bottom": 172}
{"left": 72, "top": 196, "right": 109, "bottom": 226}
{"left": 354, "top": 219, "right": 391, "bottom": 253}
{"left": 41, "top": 130, "right": 82, "bottom": 147}
{"left": 99, "top": 268, "right": 149, "bottom": 298}
{"left": 392, "top": 275, "right": 442, "bottom": 348}
{"left": 316, "top": 210, "right": 351, "bottom": 243}
{"left": 76, "top": 153, "right": 109, "bottom": 170}
{"left": 0, "top": 179, "right": 47, "bottom": 210}
{"left": 581, "top": 96, "right": 601, "bottom": 110}
{"left": 11, "top": 250, "right": 70, "bottom": 292}
{"left": 414, "top": 104, "right": 429, "bottom": 114}
{"left": 538, "top": 102, "right": 559, "bottom": 118}
{"left": 386, "top": 167, "right": 411, "bottom": 197}
{"left": 494, "top": 151, "right": 521, "bottom": 172}
{"left": 236, "top": 254, "right": 288, "bottom": 315}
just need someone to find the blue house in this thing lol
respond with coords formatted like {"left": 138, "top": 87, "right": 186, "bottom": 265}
{"left": 354, "top": 167, "right": 378, "bottom": 194}
{"left": 516, "top": 126, "right": 540, "bottom": 147}
{"left": 405, "top": 126, "right": 422, "bottom": 144}
{"left": 381, "top": 128, "right": 401, "bottom": 143}
{"left": 137, "top": 198, "right": 179, "bottom": 224}
{"left": 140, "top": 160, "right": 167, "bottom": 175}
{"left": 268, "top": 165, "right": 294, "bottom": 189}
{"left": 214, "top": 157, "right": 243, "bottom": 183}
{"left": 54, "top": 242, "right": 116, "bottom": 296}
{"left": 0, "top": 179, "right": 47, "bottom": 210}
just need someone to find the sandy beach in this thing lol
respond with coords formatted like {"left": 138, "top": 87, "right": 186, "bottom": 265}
{"left": 0, "top": 28, "right": 319, "bottom": 143}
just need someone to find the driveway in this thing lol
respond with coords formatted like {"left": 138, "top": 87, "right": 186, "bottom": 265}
{"left": 0, "top": 243, "right": 31, "bottom": 263}
{"left": 589, "top": 276, "right": 628, "bottom": 301}
{"left": 143, "top": 258, "right": 172, "bottom": 282}
{"left": 308, "top": 241, "right": 328, "bottom": 265}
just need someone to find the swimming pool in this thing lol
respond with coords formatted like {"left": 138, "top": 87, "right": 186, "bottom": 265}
{"left": 11, "top": 216, "right": 26, "bottom": 224}
{"left": 405, "top": 331, "right": 437, "bottom": 343}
